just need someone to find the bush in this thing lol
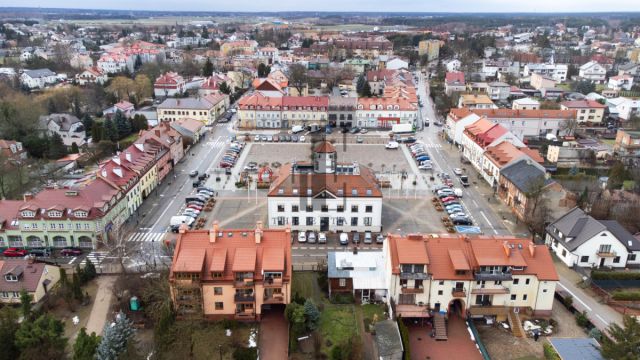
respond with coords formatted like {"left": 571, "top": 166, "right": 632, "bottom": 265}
{"left": 589, "top": 327, "right": 602, "bottom": 341}
{"left": 220, "top": 318, "right": 238, "bottom": 330}
{"left": 612, "top": 291, "right": 640, "bottom": 301}
{"left": 563, "top": 295, "right": 573, "bottom": 309}
{"left": 233, "top": 347, "right": 257, "bottom": 360}
{"left": 330, "top": 293, "right": 355, "bottom": 304}
{"left": 591, "top": 271, "right": 640, "bottom": 280}
{"left": 575, "top": 311, "right": 590, "bottom": 328}
{"left": 543, "top": 342, "right": 560, "bottom": 360}
{"left": 397, "top": 318, "right": 411, "bottom": 360}
{"left": 317, "top": 272, "right": 328, "bottom": 291}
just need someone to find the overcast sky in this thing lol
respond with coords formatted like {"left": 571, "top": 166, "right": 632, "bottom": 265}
{"left": 3, "top": 0, "right": 640, "bottom": 13}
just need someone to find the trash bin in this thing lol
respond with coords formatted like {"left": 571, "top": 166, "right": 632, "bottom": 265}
{"left": 130, "top": 296, "right": 140, "bottom": 311}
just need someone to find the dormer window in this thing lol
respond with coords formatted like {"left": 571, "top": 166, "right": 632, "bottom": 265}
{"left": 21, "top": 210, "right": 35, "bottom": 218}
{"left": 48, "top": 210, "right": 63, "bottom": 218}
{"left": 74, "top": 211, "right": 88, "bottom": 218}
{"left": 4, "top": 274, "right": 18, "bottom": 282}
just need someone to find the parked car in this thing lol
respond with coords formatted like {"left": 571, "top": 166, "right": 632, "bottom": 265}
{"left": 187, "top": 204, "right": 203, "bottom": 211}
{"left": 28, "top": 248, "right": 51, "bottom": 257}
{"left": 360, "top": 128, "right": 368, "bottom": 134}
{"left": 260, "top": 135, "right": 268, "bottom": 141}
{"left": 3, "top": 248, "right": 28, "bottom": 257}
{"left": 298, "top": 232, "right": 306, "bottom": 243}
{"left": 453, "top": 168, "right": 463, "bottom": 176}
{"left": 318, "top": 232, "right": 327, "bottom": 244}
{"left": 452, "top": 218, "right": 473, "bottom": 226}
{"left": 189, "top": 170, "right": 199, "bottom": 177}
{"left": 418, "top": 164, "right": 433, "bottom": 171}
{"left": 254, "top": 135, "right": 261, "bottom": 142}
{"left": 352, "top": 232, "right": 360, "bottom": 244}
{"left": 291, "top": 135, "right": 299, "bottom": 142}
{"left": 356, "top": 136, "right": 363, "bottom": 143}
{"left": 198, "top": 173, "right": 208, "bottom": 181}
{"left": 385, "top": 141, "right": 399, "bottom": 149}
{"left": 192, "top": 180, "right": 202, "bottom": 188}
{"left": 364, "top": 231, "right": 372, "bottom": 244}
{"left": 339, "top": 233, "right": 349, "bottom": 245}
{"left": 376, "top": 234, "right": 385, "bottom": 244}
{"left": 349, "top": 127, "right": 360, "bottom": 134}
{"left": 60, "top": 247, "right": 83, "bottom": 256}
{"left": 307, "top": 231, "right": 317, "bottom": 244}
{"left": 299, "top": 136, "right": 306, "bottom": 142}
{"left": 440, "top": 196, "right": 457, "bottom": 203}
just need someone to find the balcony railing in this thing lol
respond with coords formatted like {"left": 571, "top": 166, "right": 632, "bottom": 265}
{"left": 399, "top": 272, "right": 430, "bottom": 280}
{"left": 234, "top": 293, "right": 255, "bottom": 302}
{"left": 234, "top": 310, "right": 256, "bottom": 319}
{"left": 597, "top": 250, "right": 617, "bottom": 257}
{"left": 263, "top": 278, "right": 283, "bottom": 287}
{"left": 234, "top": 278, "right": 255, "bottom": 288}
{"left": 401, "top": 286, "right": 424, "bottom": 294}
{"left": 471, "top": 286, "right": 510, "bottom": 295}
{"left": 451, "top": 288, "right": 466, "bottom": 297}
{"left": 474, "top": 272, "right": 512, "bottom": 281}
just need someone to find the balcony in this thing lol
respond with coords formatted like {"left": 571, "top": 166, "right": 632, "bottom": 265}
{"left": 399, "top": 272, "right": 430, "bottom": 280}
{"left": 451, "top": 288, "right": 466, "bottom": 297}
{"left": 234, "top": 293, "right": 256, "bottom": 303}
{"left": 468, "top": 305, "right": 509, "bottom": 317}
{"left": 263, "top": 278, "right": 283, "bottom": 288}
{"left": 597, "top": 250, "right": 616, "bottom": 257}
{"left": 234, "top": 310, "right": 256, "bottom": 320}
{"left": 401, "top": 286, "right": 424, "bottom": 294}
{"left": 234, "top": 278, "right": 255, "bottom": 288}
{"left": 263, "top": 293, "right": 285, "bottom": 304}
{"left": 474, "top": 272, "right": 512, "bottom": 282}
{"left": 471, "top": 286, "right": 510, "bottom": 295}
{"left": 395, "top": 304, "right": 430, "bottom": 318}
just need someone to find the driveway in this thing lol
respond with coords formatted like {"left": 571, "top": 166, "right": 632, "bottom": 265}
{"left": 408, "top": 315, "right": 482, "bottom": 360}
{"left": 259, "top": 305, "right": 288, "bottom": 360}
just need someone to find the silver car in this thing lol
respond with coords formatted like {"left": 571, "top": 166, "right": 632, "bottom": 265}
{"left": 307, "top": 231, "right": 317, "bottom": 244}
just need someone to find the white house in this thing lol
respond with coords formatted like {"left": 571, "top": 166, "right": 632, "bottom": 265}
{"left": 356, "top": 97, "right": 418, "bottom": 129}
{"left": 154, "top": 72, "right": 186, "bottom": 97}
{"left": 545, "top": 207, "right": 640, "bottom": 268}
{"left": 327, "top": 250, "right": 387, "bottom": 302}
{"left": 267, "top": 141, "right": 382, "bottom": 233}
{"left": 386, "top": 58, "right": 409, "bottom": 70}
{"left": 445, "top": 59, "right": 461, "bottom": 72}
{"left": 523, "top": 63, "right": 568, "bottom": 82}
{"left": 512, "top": 98, "right": 540, "bottom": 110}
{"left": 75, "top": 67, "right": 107, "bottom": 86}
{"left": 38, "top": 113, "right": 86, "bottom": 147}
{"left": 608, "top": 75, "right": 634, "bottom": 91}
{"left": 97, "top": 54, "right": 131, "bottom": 74}
{"left": 445, "top": 109, "right": 481, "bottom": 146}
{"left": 487, "top": 82, "right": 511, "bottom": 102}
{"left": 579, "top": 61, "right": 607, "bottom": 84}
{"left": 20, "top": 68, "right": 57, "bottom": 89}
{"left": 103, "top": 101, "right": 135, "bottom": 119}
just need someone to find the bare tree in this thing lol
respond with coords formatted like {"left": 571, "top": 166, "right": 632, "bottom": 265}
{"left": 288, "top": 63, "right": 309, "bottom": 97}
{"left": 523, "top": 176, "right": 551, "bottom": 240}
{"left": 559, "top": 117, "right": 579, "bottom": 137}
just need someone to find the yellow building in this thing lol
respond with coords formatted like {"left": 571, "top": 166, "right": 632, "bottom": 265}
{"left": 418, "top": 39, "right": 441, "bottom": 61}
{"left": 0, "top": 259, "right": 61, "bottom": 304}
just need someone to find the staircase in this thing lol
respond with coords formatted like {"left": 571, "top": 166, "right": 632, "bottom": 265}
{"left": 434, "top": 313, "right": 448, "bottom": 341}
{"left": 507, "top": 309, "right": 525, "bottom": 338}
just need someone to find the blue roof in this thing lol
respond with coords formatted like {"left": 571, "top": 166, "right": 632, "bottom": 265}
{"left": 549, "top": 338, "right": 603, "bottom": 360}
{"left": 455, "top": 226, "right": 483, "bottom": 234}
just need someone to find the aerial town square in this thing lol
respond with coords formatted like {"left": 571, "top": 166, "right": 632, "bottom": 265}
{"left": 0, "top": 2, "right": 640, "bottom": 359}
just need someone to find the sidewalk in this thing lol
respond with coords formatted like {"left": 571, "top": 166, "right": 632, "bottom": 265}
{"left": 85, "top": 276, "right": 116, "bottom": 336}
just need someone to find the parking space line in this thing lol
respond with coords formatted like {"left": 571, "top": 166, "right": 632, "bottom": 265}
{"left": 479, "top": 211, "right": 498, "bottom": 234}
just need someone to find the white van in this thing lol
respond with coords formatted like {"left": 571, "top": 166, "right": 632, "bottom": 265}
{"left": 292, "top": 125, "right": 304, "bottom": 134}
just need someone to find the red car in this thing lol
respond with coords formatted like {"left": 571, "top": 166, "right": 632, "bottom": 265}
{"left": 187, "top": 204, "right": 203, "bottom": 211}
{"left": 440, "top": 196, "right": 457, "bottom": 203}
{"left": 60, "top": 248, "right": 83, "bottom": 256}
{"left": 3, "top": 248, "right": 28, "bottom": 257}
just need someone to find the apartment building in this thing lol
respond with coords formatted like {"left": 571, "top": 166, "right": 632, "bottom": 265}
{"left": 445, "top": 72, "right": 466, "bottom": 96}
{"left": 481, "top": 141, "right": 544, "bottom": 188}
{"left": 445, "top": 108, "right": 480, "bottom": 146}
{"left": 169, "top": 221, "right": 292, "bottom": 320}
{"left": 220, "top": 40, "right": 258, "bottom": 56}
{"left": 487, "top": 82, "right": 511, "bottom": 102}
{"left": 356, "top": 97, "right": 418, "bottom": 129}
{"left": 560, "top": 100, "right": 606, "bottom": 124}
{"left": 471, "top": 109, "right": 576, "bottom": 140}
{"left": 497, "top": 159, "right": 554, "bottom": 221}
{"left": 267, "top": 141, "right": 382, "bottom": 232}
{"left": 237, "top": 93, "right": 329, "bottom": 129}
{"left": 157, "top": 95, "right": 229, "bottom": 125}
{"left": 523, "top": 63, "right": 568, "bottom": 82}
{"left": 328, "top": 96, "right": 356, "bottom": 128}
{"left": 461, "top": 118, "right": 524, "bottom": 174}
{"left": 154, "top": 72, "right": 186, "bottom": 97}
{"left": 457, "top": 94, "right": 496, "bottom": 110}
{"left": 384, "top": 234, "right": 558, "bottom": 321}
{"left": 20, "top": 68, "right": 57, "bottom": 89}
{"left": 579, "top": 61, "right": 607, "bottom": 84}
{"left": 418, "top": 40, "right": 440, "bottom": 61}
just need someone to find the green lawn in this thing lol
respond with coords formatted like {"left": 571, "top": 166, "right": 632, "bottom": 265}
{"left": 361, "top": 303, "right": 387, "bottom": 324}
{"left": 319, "top": 304, "right": 358, "bottom": 355}
{"left": 291, "top": 272, "right": 323, "bottom": 303}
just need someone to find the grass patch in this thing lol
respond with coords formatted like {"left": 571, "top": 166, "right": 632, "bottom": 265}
{"left": 361, "top": 303, "right": 387, "bottom": 332}
{"left": 319, "top": 304, "right": 358, "bottom": 356}
{"left": 292, "top": 272, "right": 323, "bottom": 303}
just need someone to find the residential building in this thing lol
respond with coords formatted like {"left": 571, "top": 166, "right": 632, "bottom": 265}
{"left": 445, "top": 72, "right": 466, "bottom": 96}
{"left": 138, "top": 122, "right": 184, "bottom": 171}
{"left": 20, "top": 68, "right": 57, "bottom": 89}
{"left": 386, "top": 58, "right": 409, "bottom": 71}
{"left": 461, "top": 118, "right": 524, "bottom": 173}
{"left": 471, "top": 109, "right": 576, "bottom": 140}
{"left": 523, "top": 63, "right": 568, "bottom": 82}
{"left": 0, "top": 140, "right": 27, "bottom": 161}
{"left": 497, "top": 159, "right": 554, "bottom": 220}
{"left": 327, "top": 250, "right": 387, "bottom": 302}
{"left": 169, "top": 221, "right": 292, "bottom": 320}
{"left": 237, "top": 92, "right": 285, "bottom": 129}
{"left": 512, "top": 98, "right": 540, "bottom": 110}
{"left": 481, "top": 59, "right": 519, "bottom": 78}
{"left": 220, "top": 40, "right": 258, "bottom": 56}
{"left": 70, "top": 54, "right": 93, "bottom": 70}
{"left": 487, "top": 82, "right": 511, "bottom": 102}
{"left": 445, "top": 108, "right": 481, "bottom": 146}
{"left": 579, "top": 61, "right": 607, "bottom": 84}
{"left": 38, "top": 113, "right": 86, "bottom": 147}
{"left": 75, "top": 67, "right": 107, "bottom": 86}
{"left": 344, "top": 58, "right": 371, "bottom": 75}
{"left": 540, "top": 87, "right": 564, "bottom": 100}
{"left": 97, "top": 54, "right": 130, "bottom": 74}
{"left": 157, "top": 95, "right": 229, "bottom": 125}
{"left": 154, "top": 72, "right": 186, "bottom": 97}
{"left": 607, "top": 75, "right": 634, "bottom": 91}
{"left": 267, "top": 141, "right": 382, "bottom": 233}
{"left": 617, "top": 62, "right": 640, "bottom": 82}
{"left": 530, "top": 73, "right": 557, "bottom": 91}
{"left": 545, "top": 207, "right": 640, "bottom": 268}
{"left": 560, "top": 100, "right": 606, "bottom": 124}
{"left": 614, "top": 129, "right": 640, "bottom": 159}
{"left": 257, "top": 47, "right": 279, "bottom": 65}
{"left": 103, "top": 101, "right": 135, "bottom": 119}
{"left": 445, "top": 59, "right": 462, "bottom": 72}
{"left": 170, "top": 118, "right": 206, "bottom": 144}
{"left": 385, "top": 234, "right": 558, "bottom": 321}
{"left": 457, "top": 94, "right": 496, "bottom": 110}
{"left": 418, "top": 40, "right": 440, "bottom": 61}
{"left": 0, "top": 259, "right": 61, "bottom": 304}
{"left": 481, "top": 141, "right": 544, "bottom": 188}
{"left": 356, "top": 97, "right": 418, "bottom": 128}
{"left": 251, "top": 78, "right": 286, "bottom": 97}
{"left": 328, "top": 96, "right": 356, "bottom": 128}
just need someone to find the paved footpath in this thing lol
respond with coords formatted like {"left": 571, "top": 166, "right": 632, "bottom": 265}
{"left": 85, "top": 276, "right": 116, "bottom": 335}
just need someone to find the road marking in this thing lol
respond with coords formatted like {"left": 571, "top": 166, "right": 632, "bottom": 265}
{"left": 472, "top": 200, "right": 479, "bottom": 207}
{"left": 67, "top": 256, "right": 77, "bottom": 265}
{"left": 479, "top": 211, "right": 498, "bottom": 234}
{"left": 596, "top": 314, "right": 609, "bottom": 326}
{"left": 557, "top": 283, "right": 592, "bottom": 312}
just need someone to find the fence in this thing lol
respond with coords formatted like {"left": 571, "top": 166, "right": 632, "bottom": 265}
{"left": 592, "top": 279, "right": 640, "bottom": 289}
{"left": 292, "top": 263, "right": 326, "bottom": 271}
{"left": 467, "top": 320, "right": 491, "bottom": 360}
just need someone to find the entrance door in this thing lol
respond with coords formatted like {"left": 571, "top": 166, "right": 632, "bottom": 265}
{"left": 362, "top": 289, "right": 370, "bottom": 303}
{"left": 599, "top": 258, "right": 605, "bottom": 268}
{"left": 320, "top": 217, "right": 329, "bottom": 231}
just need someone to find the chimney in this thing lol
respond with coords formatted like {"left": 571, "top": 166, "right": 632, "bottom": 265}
{"left": 255, "top": 221, "right": 263, "bottom": 244}
{"left": 178, "top": 222, "right": 189, "bottom": 234}
{"left": 503, "top": 241, "right": 511, "bottom": 257}
{"left": 209, "top": 221, "right": 219, "bottom": 243}
{"left": 528, "top": 242, "right": 536, "bottom": 257}
{"left": 154, "top": 129, "right": 161, "bottom": 137}
{"left": 23, "top": 193, "right": 34, "bottom": 201}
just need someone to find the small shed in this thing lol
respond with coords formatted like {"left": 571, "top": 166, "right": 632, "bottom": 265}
{"left": 548, "top": 338, "right": 604, "bottom": 360}
{"left": 375, "top": 320, "right": 404, "bottom": 360}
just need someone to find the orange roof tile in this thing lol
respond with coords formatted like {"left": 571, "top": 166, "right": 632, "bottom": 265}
{"left": 174, "top": 248, "right": 205, "bottom": 272}
{"left": 262, "top": 247, "right": 285, "bottom": 271}
{"left": 448, "top": 249, "right": 470, "bottom": 270}
{"left": 232, "top": 248, "right": 257, "bottom": 272}
{"left": 471, "top": 241, "right": 527, "bottom": 267}
{"left": 314, "top": 141, "right": 336, "bottom": 153}
{"left": 395, "top": 235, "right": 430, "bottom": 265}
{"left": 209, "top": 249, "right": 227, "bottom": 272}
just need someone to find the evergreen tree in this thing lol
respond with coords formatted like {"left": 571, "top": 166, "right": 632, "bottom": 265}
{"left": 82, "top": 259, "right": 97, "bottom": 284}
{"left": 19, "top": 289, "right": 32, "bottom": 320}
{"left": 0, "top": 307, "right": 20, "bottom": 359}
{"left": 131, "top": 114, "right": 148, "bottom": 132}
{"left": 362, "top": 81, "right": 372, "bottom": 97}
{"left": 601, "top": 315, "right": 640, "bottom": 359}
{"left": 23, "top": 134, "right": 49, "bottom": 158}
{"left": 71, "top": 271, "right": 83, "bottom": 301}
{"left": 91, "top": 123, "right": 103, "bottom": 142}
{"left": 134, "top": 55, "right": 143, "bottom": 71}
{"left": 15, "top": 314, "right": 67, "bottom": 360}
{"left": 47, "top": 133, "right": 68, "bottom": 159}
{"left": 103, "top": 118, "right": 118, "bottom": 142}
{"left": 70, "top": 142, "right": 79, "bottom": 154}
{"left": 95, "top": 312, "right": 136, "bottom": 360}
{"left": 114, "top": 111, "right": 132, "bottom": 139}
{"left": 203, "top": 57, "right": 214, "bottom": 77}
{"left": 356, "top": 74, "right": 366, "bottom": 95}
{"left": 73, "top": 328, "right": 100, "bottom": 360}
{"left": 303, "top": 299, "right": 320, "bottom": 331}
{"left": 82, "top": 113, "right": 94, "bottom": 133}
{"left": 219, "top": 81, "right": 231, "bottom": 95}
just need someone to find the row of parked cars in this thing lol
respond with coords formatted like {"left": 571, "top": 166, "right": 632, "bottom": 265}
{"left": 297, "top": 231, "right": 384, "bottom": 245}
{"left": 2, "top": 247, "right": 83, "bottom": 258}
{"left": 219, "top": 141, "right": 245, "bottom": 169}
{"left": 253, "top": 134, "right": 306, "bottom": 143}
{"left": 434, "top": 185, "right": 473, "bottom": 226}
{"left": 409, "top": 142, "right": 433, "bottom": 171}
{"left": 182, "top": 186, "right": 216, "bottom": 219}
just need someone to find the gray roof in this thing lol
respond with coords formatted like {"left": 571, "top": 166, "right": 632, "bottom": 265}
{"left": 39, "top": 113, "right": 82, "bottom": 132}
{"left": 548, "top": 338, "right": 603, "bottom": 360}
{"left": 500, "top": 159, "right": 553, "bottom": 194}
{"left": 375, "top": 320, "right": 403, "bottom": 357}
{"left": 157, "top": 97, "right": 213, "bottom": 110}
{"left": 619, "top": 62, "right": 638, "bottom": 71}
{"left": 600, "top": 220, "right": 640, "bottom": 251}
{"left": 546, "top": 207, "right": 606, "bottom": 252}
{"left": 24, "top": 68, "right": 56, "bottom": 78}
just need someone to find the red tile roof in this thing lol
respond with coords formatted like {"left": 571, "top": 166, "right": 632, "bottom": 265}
{"left": 0, "top": 260, "right": 50, "bottom": 293}
{"left": 314, "top": 141, "right": 336, "bottom": 153}
{"left": 560, "top": 100, "right": 606, "bottom": 109}
{"left": 445, "top": 71, "right": 465, "bottom": 85}
{"left": 472, "top": 109, "right": 576, "bottom": 119}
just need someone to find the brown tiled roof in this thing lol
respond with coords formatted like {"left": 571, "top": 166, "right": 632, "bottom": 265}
{"left": 447, "top": 108, "right": 474, "bottom": 122}
{"left": 448, "top": 249, "right": 470, "bottom": 270}
{"left": 314, "top": 141, "right": 336, "bottom": 153}
{"left": 262, "top": 247, "right": 285, "bottom": 271}
{"left": 561, "top": 100, "right": 606, "bottom": 109}
{"left": 394, "top": 234, "right": 430, "bottom": 265}
{"left": 471, "top": 241, "right": 527, "bottom": 267}
{"left": 173, "top": 248, "right": 205, "bottom": 273}
{"left": 209, "top": 249, "right": 227, "bottom": 272}
{"left": 0, "top": 260, "right": 48, "bottom": 292}
{"left": 0, "top": 200, "right": 23, "bottom": 231}
{"left": 232, "top": 248, "right": 257, "bottom": 272}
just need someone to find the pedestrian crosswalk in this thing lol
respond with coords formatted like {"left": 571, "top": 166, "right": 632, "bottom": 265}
{"left": 126, "top": 232, "right": 167, "bottom": 243}
{"left": 81, "top": 251, "right": 108, "bottom": 266}
{"left": 415, "top": 143, "right": 442, "bottom": 149}
{"left": 205, "top": 136, "right": 227, "bottom": 149}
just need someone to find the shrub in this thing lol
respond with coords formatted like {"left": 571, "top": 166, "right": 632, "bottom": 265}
{"left": 563, "top": 295, "right": 573, "bottom": 309}
{"left": 611, "top": 291, "right": 640, "bottom": 301}
{"left": 591, "top": 271, "right": 640, "bottom": 280}
{"left": 543, "top": 342, "right": 560, "bottom": 360}
{"left": 233, "top": 347, "right": 257, "bottom": 360}
{"left": 330, "top": 293, "right": 354, "bottom": 304}
{"left": 575, "top": 311, "right": 590, "bottom": 328}
{"left": 589, "top": 327, "right": 602, "bottom": 341}
{"left": 397, "top": 318, "right": 411, "bottom": 360}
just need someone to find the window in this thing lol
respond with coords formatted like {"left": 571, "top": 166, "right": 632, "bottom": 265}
{"left": 211, "top": 272, "right": 223, "bottom": 278}
{"left": 561, "top": 249, "right": 567, "bottom": 257}
{"left": 306, "top": 204, "right": 313, "bottom": 212}
{"left": 510, "top": 294, "right": 516, "bottom": 301}
{"left": 438, "top": 280, "right": 444, "bottom": 285}
{"left": 513, "top": 279, "right": 520, "bottom": 285}
{"left": 84, "top": 224, "right": 90, "bottom": 230}
{"left": 337, "top": 217, "right": 344, "bottom": 226}
{"left": 525, "top": 278, "right": 530, "bottom": 285}
{"left": 50, "top": 223, "right": 56, "bottom": 230}
{"left": 495, "top": 280, "right": 502, "bottom": 285}
{"left": 277, "top": 217, "right": 286, "bottom": 226}
{"left": 277, "top": 205, "right": 285, "bottom": 212}
{"left": 351, "top": 217, "right": 358, "bottom": 226}
{"left": 438, "top": 290, "right": 443, "bottom": 295}
{"left": 12, "top": 292, "right": 18, "bottom": 298}
{"left": 598, "top": 244, "right": 612, "bottom": 253}
{"left": 339, "top": 278, "right": 346, "bottom": 287}
{"left": 4, "top": 274, "right": 18, "bottom": 282}
{"left": 215, "top": 302, "right": 224, "bottom": 310}
{"left": 321, "top": 205, "right": 328, "bottom": 212}
{"left": 214, "top": 287, "right": 223, "bottom": 295}
{"left": 364, "top": 217, "right": 372, "bottom": 226}
{"left": 351, "top": 205, "right": 358, "bottom": 212}
{"left": 629, "top": 254, "right": 637, "bottom": 261}
{"left": 48, "top": 210, "right": 63, "bottom": 217}
{"left": 292, "top": 205, "right": 299, "bottom": 212}
{"left": 306, "top": 217, "right": 313, "bottom": 226}
{"left": 292, "top": 217, "right": 299, "bottom": 226}
{"left": 365, "top": 205, "right": 373, "bottom": 213}
{"left": 337, "top": 205, "right": 344, "bottom": 213}
{"left": 614, "top": 256, "right": 621, "bottom": 263}
{"left": 0, "top": 292, "right": 7, "bottom": 298}
{"left": 523, "top": 294, "right": 528, "bottom": 301}
{"left": 580, "top": 256, "right": 590, "bottom": 263}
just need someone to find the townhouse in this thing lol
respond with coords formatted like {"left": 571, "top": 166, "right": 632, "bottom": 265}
{"left": 444, "top": 108, "right": 481, "bottom": 146}
{"left": 20, "top": 68, "right": 57, "bottom": 89}
{"left": 356, "top": 97, "right": 418, "bottom": 129}
{"left": 523, "top": 63, "right": 568, "bottom": 82}
{"left": 481, "top": 141, "right": 545, "bottom": 188}
{"left": 169, "top": 221, "right": 292, "bottom": 320}
{"left": 579, "top": 61, "right": 607, "bottom": 84}
{"left": 546, "top": 207, "right": 640, "bottom": 268}
{"left": 237, "top": 93, "right": 329, "bottom": 129}
{"left": 267, "top": 141, "right": 382, "bottom": 233}
{"left": 0, "top": 259, "right": 61, "bottom": 304}
{"left": 154, "top": 72, "right": 186, "bottom": 97}
{"left": 560, "top": 100, "right": 606, "bottom": 124}
{"left": 461, "top": 118, "right": 524, "bottom": 173}
{"left": 385, "top": 234, "right": 558, "bottom": 323}
{"left": 471, "top": 109, "right": 576, "bottom": 140}
{"left": 38, "top": 113, "right": 86, "bottom": 147}
{"left": 497, "top": 159, "right": 554, "bottom": 221}
{"left": 444, "top": 72, "right": 466, "bottom": 96}
{"left": 157, "top": 94, "right": 229, "bottom": 125}
{"left": 328, "top": 96, "right": 357, "bottom": 128}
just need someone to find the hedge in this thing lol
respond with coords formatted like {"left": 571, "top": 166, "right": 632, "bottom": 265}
{"left": 397, "top": 318, "right": 411, "bottom": 360}
{"left": 591, "top": 271, "right": 640, "bottom": 280}
{"left": 543, "top": 342, "right": 560, "bottom": 360}
{"left": 612, "top": 291, "right": 640, "bottom": 301}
